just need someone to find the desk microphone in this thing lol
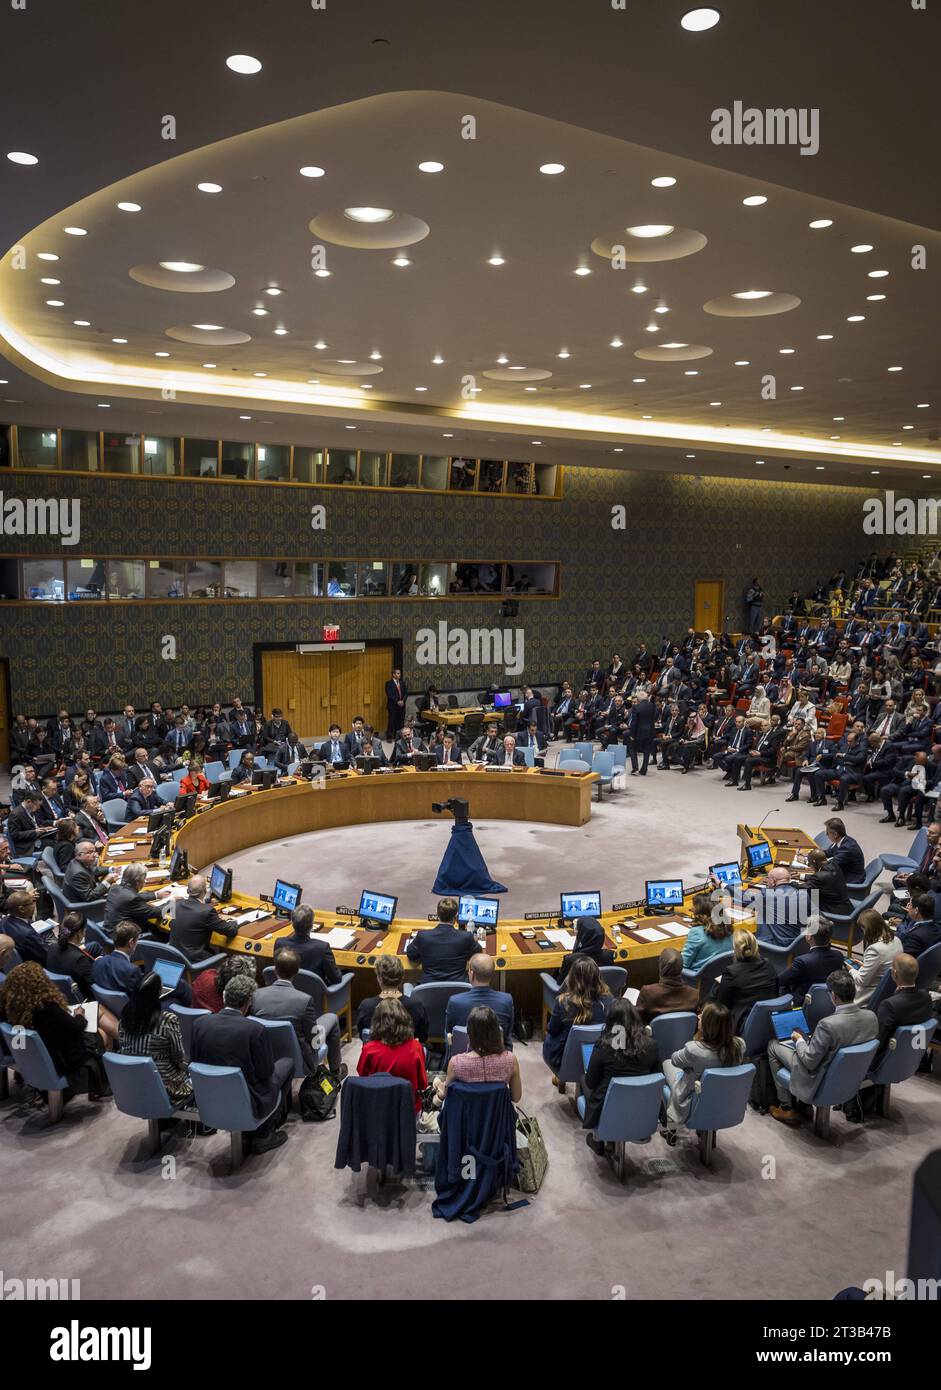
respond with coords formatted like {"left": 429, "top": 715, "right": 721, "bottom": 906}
{"left": 754, "top": 808, "right": 780, "bottom": 837}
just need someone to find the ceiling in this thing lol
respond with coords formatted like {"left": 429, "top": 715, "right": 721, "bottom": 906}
{"left": 1, "top": 0, "right": 939, "bottom": 487}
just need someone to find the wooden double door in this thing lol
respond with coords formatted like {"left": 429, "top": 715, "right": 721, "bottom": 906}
{"left": 260, "top": 646, "right": 395, "bottom": 739}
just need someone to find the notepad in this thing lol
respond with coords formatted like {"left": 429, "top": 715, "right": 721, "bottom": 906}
{"left": 665, "top": 923, "right": 691, "bottom": 936}
{"left": 106, "top": 839, "right": 135, "bottom": 849}
{"left": 322, "top": 928, "right": 356, "bottom": 949}
{"left": 633, "top": 927, "right": 671, "bottom": 942}
{"left": 69, "top": 1002, "right": 99, "bottom": 1034}
{"left": 230, "top": 909, "right": 270, "bottom": 927}
{"left": 144, "top": 869, "right": 169, "bottom": 881}
{"left": 544, "top": 929, "right": 577, "bottom": 949}
{"left": 625, "top": 987, "right": 640, "bottom": 1004}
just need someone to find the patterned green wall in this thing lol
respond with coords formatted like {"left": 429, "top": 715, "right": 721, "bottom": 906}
{"left": 0, "top": 467, "right": 885, "bottom": 715}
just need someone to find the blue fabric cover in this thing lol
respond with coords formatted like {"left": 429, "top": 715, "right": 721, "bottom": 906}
{"left": 432, "top": 820, "right": 507, "bottom": 895}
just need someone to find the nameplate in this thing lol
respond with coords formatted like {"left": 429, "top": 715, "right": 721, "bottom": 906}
{"left": 427, "top": 913, "right": 438, "bottom": 922}
{"left": 612, "top": 900, "right": 644, "bottom": 912}
{"left": 524, "top": 910, "right": 556, "bottom": 920}
{"left": 335, "top": 905, "right": 356, "bottom": 916}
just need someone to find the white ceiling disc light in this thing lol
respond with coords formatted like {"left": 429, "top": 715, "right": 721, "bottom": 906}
{"left": 418, "top": 160, "right": 444, "bottom": 173}
{"left": 197, "top": 182, "right": 222, "bottom": 193}
{"left": 343, "top": 207, "right": 395, "bottom": 223}
{"left": 310, "top": 208, "right": 429, "bottom": 248}
{"left": 732, "top": 290, "right": 773, "bottom": 299}
{"left": 131, "top": 263, "right": 235, "bottom": 292}
{"left": 635, "top": 343, "right": 713, "bottom": 362}
{"left": 809, "top": 219, "right": 833, "bottom": 229}
{"left": 7, "top": 150, "right": 39, "bottom": 165}
{"left": 165, "top": 324, "right": 251, "bottom": 346}
{"left": 116, "top": 201, "right": 141, "bottom": 212}
{"left": 651, "top": 175, "right": 676, "bottom": 187}
{"left": 592, "top": 226, "right": 707, "bottom": 263}
{"left": 64, "top": 226, "right": 87, "bottom": 235}
{"left": 37, "top": 252, "right": 58, "bottom": 261}
{"left": 539, "top": 162, "right": 565, "bottom": 175}
{"left": 851, "top": 243, "right": 873, "bottom": 253}
{"left": 160, "top": 261, "right": 203, "bottom": 272}
{"left": 626, "top": 224, "right": 674, "bottom": 238}
{"left": 704, "top": 292, "right": 800, "bottom": 317}
{"left": 681, "top": 8, "right": 721, "bottom": 31}
{"left": 299, "top": 166, "right": 325, "bottom": 178}
{"left": 483, "top": 367, "right": 552, "bottom": 381}
{"left": 742, "top": 195, "right": 767, "bottom": 206}
{"left": 226, "top": 54, "right": 262, "bottom": 74}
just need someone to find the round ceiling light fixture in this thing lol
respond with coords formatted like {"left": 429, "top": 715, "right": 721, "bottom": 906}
{"left": 539, "top": 162, "right": 565, "bottom": 175}
{"left": 197, "top": 182, "right": 223, "bottom": 194}
{"left": 626, "top": 224, "right": 674, "bottom": 238}
{"left": 343, "top": 207, "right": 395, "bottom": 223}
{"left": 651, "top": 175, "right": 677, "bottom": 187}
{"left": 226, "top": 54, "right": 262, "bottom": 74}
{"left": 418, "top": 161, "right": 444, "bottom": 173}
{"left": 116, "top": 201, "right": 141, "bottom": 212}
{"left": 310, "top": 208, "right": 429, "bottom": 249}
{"left": 300, "top": 166, "right": 325, "bottom": 178}
{"left": 7, "top": 150, "right": 38, "bottom": 165}
{"left": 742, "top": 195, "right": 767, "bottom": 206}
{"left": 681, "top": 8, "right": 720, "bottom": 30}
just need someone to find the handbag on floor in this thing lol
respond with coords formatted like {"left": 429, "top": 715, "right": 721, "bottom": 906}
{"left": 514, "top": 1106, "right": 548, "bottom": 1193}
{"left": 299, "top": 1065, "right": 341, "bottom": 1121}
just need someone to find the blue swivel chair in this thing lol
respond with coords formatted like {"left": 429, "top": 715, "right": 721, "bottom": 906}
{"left": 0, "top": 1020, "right": 69, "bottom": 1122}
{"left": 188, "top": 1062, "right": 283, "bottom": 1171}
{"left": 681, "top": 1063, "right": 757, "bottom": 1166}
{"left": 577, "top": 1073, "right": 666, "bottom": 1182}
{"left": 649, "top": 1011, "right": 698, "bottom": 1057}
{"left": 774, "top": 1040, "right": 879, "bottom": 1138}
{"left": 103, "top": 1053, "right": 196, "bottom": 1154}
{"left": 866, "top": 1020, "right": 937, "bottom": 1117}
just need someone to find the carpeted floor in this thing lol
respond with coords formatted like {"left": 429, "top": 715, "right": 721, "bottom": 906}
{"left": 2, "top": 744, "right": 937, "bottom": 1301}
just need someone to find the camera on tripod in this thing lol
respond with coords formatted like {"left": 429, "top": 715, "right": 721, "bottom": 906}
{"left": 431, "top": 797, "right": 469, "bottom": 824}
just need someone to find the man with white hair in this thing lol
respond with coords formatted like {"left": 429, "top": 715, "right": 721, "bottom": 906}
{"left": 127, "top": 777, "right": 160, "bottom": 820}
{"left": 487, "top": 734, "right": 525, "bottom": 768}
{"left": 104, "top": 860, "right": 164, "bottom": 933}
{"left": 743, "top": 865, "right": 809, "bottom": 947}
{"left": 169, "top": 874, "right": 238, "bottom": 961}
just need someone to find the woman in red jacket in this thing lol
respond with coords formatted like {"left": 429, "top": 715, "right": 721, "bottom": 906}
{"left": 357, "top": 997, "right": 427, "bottom": 1111}
{"left": 180, "top": 762, "right": 209, "bottom": 796}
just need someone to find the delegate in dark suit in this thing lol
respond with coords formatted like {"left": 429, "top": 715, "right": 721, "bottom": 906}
{"left": 104, "top": 882, "right": 162, "bottom": 933}
{"left": 626, "top": 699, "right": 656, "bottom": 775}
{"left": 874, "top": 987, "right": 936, "bottom": 1065}
{"left": 802, "top": 861, "right": 853, "bottom": 918}
{"left": 126, "top": 789, "right": 159, "bottom": 820}
{"left": 169, "top": 896, "right": 237, "bottom": 961}
{"left": 273, "top": 932, "right": 341, "bottom": 984}
{"left": 444, "top": 985, "right": 515, "bottom": 1048}
{"left": 406, "top": 923, "right": 477, "bottom": 982}
{"left": 823, "top": 834, "right": 865, "bottom": 882}
{"left": 0, "top": 912, "right": 48, "bottom": 965}
{"left": 485, "top": 747, "right": 526, "bottom": 767}
{"left": 435, "top": 742, "right": 466, "bottom": 766}
{"left": 190, "top": 1008, "right": 292, "bottom": 1121}
{"left": 63, "top": 859, "right": 110, "bottom": 903}
{"left": 778, "top": 943, "right": 847, "bottom": 1004}
{"left": 385, "top": 675, "right": 408, "bottom": 739}
{"left": 251, "top": 978, "right": 320, "bottom": 1073}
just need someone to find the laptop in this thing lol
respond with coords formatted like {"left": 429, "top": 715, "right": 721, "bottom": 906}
{"left": 152, "top": 958, "right": 185, "bottom": 998}
{"left": 771, "top": 1007, "right": 809, "bottom": 1040}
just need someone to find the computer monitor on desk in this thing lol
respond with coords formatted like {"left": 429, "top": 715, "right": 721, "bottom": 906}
{"left": 358, "top": 890, "right": 397, "bottom": 927}
{"left": 560, "top": 890, "right": 602, "bottom": 920}
{"left": 251, "top": 768, "right": 278, "bottom": 789}
{"left": 209, "top": 863, "right": 232, "bottom": 902}
{"left": 458, "top": 894, "right": 500, "bottom": 931}
{"left": 354, "top": 755, "right": 381, "bottom": 774}
{"left": 645, "top": 879, "right": 684, "bottom": 912}
{"left": 272, "top": 879, "right": 301, "bottom": 915}
{"left": 710, "top": 861, "right": 742, "bottom": 888}
{"left": 745, "top": 840, "right": 773, "bottom": 875}
{"left": 493, "top": 691, "right": 512, "bottom": 710}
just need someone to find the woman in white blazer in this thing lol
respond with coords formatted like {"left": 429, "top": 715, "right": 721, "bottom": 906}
{"left": 852, "top": 909, "right": 902, "bottom": 1005}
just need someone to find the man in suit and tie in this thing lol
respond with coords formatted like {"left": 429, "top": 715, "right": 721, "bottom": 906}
{"left": 767, "top": 967, "right": 878, "bottom": 1125}
{"left": 343, "top": 716, "right": 368, "bottom": 761}
{"left": 444, "top": 953, "right": 516, "bottom": 1047}
{"left": 872, "top": 953, "right": 936, "bottom": 1067}
{"left": 821, "top": 817, "right": 865, "bottom": 881}
{"left": 64, "top": 839, "right": 118, "bottom": 903}
{"left": 166, "top": 716, "right": 191, "bottom": 756}
{"left": 260, "top": 708, "right": 292, "bottom": 757}
{"left": 899, "top": 894, "right": 941, "bottom": 957}
{"left": 406, "top": 897, "right": 478, "bottom": 982}
{"left": 869, "top": 700, "right": 903, "bottom": 741}
{"left": 168, "top": 874, "right": 238, "bottom": 961}
{"left": 319, "top": 723, "right": 350, "bottom": 770}
{"left": 88, "top": 717, "right": 120, "bottom": 761}
{"left": 393, "top": 722, "right": 429, "bottom": 766}
{"left": 385, "top": 668, "right": 408, "bottom": 741}
{"left": 0, "top": 890, "right": 48, "bottom": 965}
{"left": 75, "top": 795, "right": 112, "bottom": 849}
{"left": 626, "top": 693, "right": 657, "bottom": 776}
{"left": 654, "top": 657, "right": 681, "bottom": 695}
{"left": 191, "top": 973, "right": 294, "bottom": 1154}
{"left": 104, "top": 861, "right": 164, "bottom": 933}
{"left": 776, "top": 919, "right": 847, "bottom": 1004}
{"left": 487, "top": 734, "right": 526, "bottom": 768}
{"left": 126, "top": 747, "right": 164, "bottom": 787}
{"left": 35, "top": 777, "right": 66, "bottom": 826}
{"left": 713, "top": 716, "right": 753, "bottom": 782}
{"left": 435, "top": 732, "right": 465, "bottom": 766}
{"left": 469, "top": 722, "right": 502, "bottom": 763}
{"left": 251, "top": 946, "right": 345, "bottom": 1076}
{"left": 127, "top": 778, "right": 160, "bottom": 820}
{"left": 273, "top": 904, "right": 342, "bottom": 984}
{"left": 8, "top": 794, "right": 54, "bottom": 856}
{"left": 735, "top": 714, "right": 786, "bottom": 790}
{"left": 516, "top": 721, "right": 547, "bottom": 764}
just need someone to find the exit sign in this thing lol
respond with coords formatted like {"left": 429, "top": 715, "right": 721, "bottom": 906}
{"left": 322, "top": 623, "right": 340, "bottom": 642}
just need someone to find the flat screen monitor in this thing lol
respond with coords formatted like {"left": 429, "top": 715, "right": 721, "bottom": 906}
{"left": 358, "top": 889, "right": 397, "bottom": 925}
{"left": 414, "top": 752, "right": 436, "bottom": 771}
{"left": 710, "top": 861, "right": 742, "bottom": 888}
{"left": 147, "top": 807, "right": 172, "bottom": 833}
{"left": 272, "top": 878, "right": 301, "bottom": 914}
{"left": 169, "top": 847, "right": 188, "bottom": 881}
{"left": 153, "top": 959, "right": 185, "bottom": 995}
{"left": 493, "top": 691, "right": 513, "bottom": 710}
{"left": 746, "top": 840, "right": 773, "bottom": 873}
{"left": 173, "top": 791, "right": 197, "bottom": 817}
{"left": 560, "top": 890, "right": 603, "bottom": 920}
{"left": 355, "top": 755, "right": 381, "bottom": 774}
{"left": 209, "top": 863, "right": 232, "bottom": 902}
{"left": 457, "top": 894, "right": 500, "bottom": 929}
{"left": 645, "top": 879, "right": 684, "bottom": 910}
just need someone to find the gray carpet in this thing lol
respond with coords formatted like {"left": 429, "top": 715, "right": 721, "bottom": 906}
{"left": 2, "top": 748, "right": 937, "bottom": 1301}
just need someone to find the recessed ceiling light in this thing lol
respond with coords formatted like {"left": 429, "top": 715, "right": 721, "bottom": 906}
{"left": 868, "top": 269, "right": 889, "bottom": 278}
{"left": 40, "top": 277, "right": 60, "bottom": 285}
{"left": 116, "top": 201, "right": 141, "bottom": 212}
{"left": 344, "top": 207, "right": 395, "bottom": 223}
{"left": 160, "top": 261, "right": 203, "bottom": 273}
{"left": 645, "top": 323, "right": 660, "bottom": 332}
{"left": 488, "top": 255, "right": 506, "bottom": 266}
{"left": 539, "top": 162, "right": 565, "bottom": 175}
{"left": 779, "top": 347, "right": 795, "bottom": 354}
{"left": 574, "top": 265, "right": 592, "bottom": 275}
{"left": 226, "top": 54, "right": 262, "bottom": 74}
{"left": 872, "top": 471, "right": 881, "bottom": 476}
{"left": 790, "top": 385, "right": 804, "bottom": 391}
{"left": 315, "top": 341, "right": 328, "bottom": 350}
{"left": 97, "top": 402, "right": 110, "bottom": 408}
{"left": 64, "top": 226, "right": 87, "bottom": 236}
{"left": 273, "top": 327, "right": 288, "bottom": 336}
{"left": 360, "top": 384, "right": 372, "bottom": 389}
{"left": 557, "top": 350, "right": 570, "bottom": 358}
{"left": 369, "top": 350, "right": 381, "bottom": 360}
{"left": 654, "top": 304, "right": 670, "bottom": 314}
{"left": 432, "top": 354, "right": 444, "bottom": 364}
{"left": 829, "top": 435, "right": 841, "bottom": 440}
{"left": 73, "top": 319, "right": 90, "bottom": 326}
{"left": 508, "top": 365, "right": 527, "bottom": 371}
{"left": 626, "top": 224, "right": 674, "bottom": 238}
{"left": 816, "top": 334, "right": 834, "bottom": 340}
{"left": 681, "top": 8, "right": 720, "bottom": 30}
{"left": 252, "top": 307, "right": 269, "bottom": 316}
{"left": 815, "top": 465, "right": 825, "bottom": 471}
{"left": 579, "top": 383, "right": 592, "bottom": 390}
{"left": 809, "top": 219, "right": 833, "bottom": 229}
{"left": 45, "top": 299, "right": 64, "bottom": 307}
{"left": 632, "top": 377, "right": 646, "bottom": 383}
{"left": 833, "top": 416, "right": 845, "bottom": 421}
{"left": 239, "top": 415, "right": 251, "bottom": 420}
{"left": 415, "top": 386, "right": 428, "bottom": 392}
{"left": 497, "top": 354, "right": 510, "bottom": 364}
{"left": 443, "top": 433, "right": 454, "bottom": 438}
{"left": 306, "top": 379, "right": 320, "bottom": 385}
{"left": 392, "top": 256, "right": 411, "bottom": 267}
{"left": 154, "top": 351, "right": 170, "bottom": 357}
{"left": 892, "top": 441, "right": 902, "bottom": 447}
{"left": 531, "top": 440, "right": 543, "bottom": 445}
{"left": 610, "top": 337, "right": 623, "bottom": 348}
{"left": 418, "top": 160, "right": 444, "bottom": 173}
{"left": 7, "top": 150, "right": 38, "bottom": 165}
{"left": 337, "top": 359, "right": 356, "bottom": 364}
{"left": 916, "top": 403, "right": 930, "bottom": 408}
{"left": 733, "top": 290, "right": 773, "bottom": 299}
{"left": 888, "top": 365, "right": 903, "bottom": 372}
{"left": 345, "top": 425, "right": 356, "bottom": 430}
{"left": 253, "top": 372, "right": 267, "bottom": 378}
{"left": 651, "top": 175, "right": 677, "bottom": 188}
{"left": 192, "top": 323, "right": 223, "bottom": 330}
{"left": 850, "top": 244, "right": 873, "bottom": 253}
{"left": 197, "top": 182, "right": 222, "bottom": 194}
{"left": 614, "top": 447, "right": 624, "bottom": 453}
{"left": 642, "top": 415, "right": 652, "bottom": 420}
{"left": 684, "top": 370, "right": 699, "bottom": 376}
{"left": 924, "top": 475, "right": 932, "bottom": 479}
{"left": 709, "top": 401, "right": 722, "bottom": 406}
{"left": 733, "top": 359, "right": 750, "bottom": 366}
{"left": 631, "top": 284, "right": 648, "bottom": 294}
{"left": 866, "top": 293, "right": 886, "bottom": 301}
{"left": 742, "top": 195, "right": 767, "bottom": 207}
{"left": 903, "top": 425, "right": 914, "bottom": 430}
{"left": 524, "top": 386, "right": 538, "bottom": 392}
{"left": 37, "top": 253, "right": 58, "bottom": 261}
{"left": 686, "top": 453, "right": 696, "bottom": 459}
{"left": 111, "top": 336, "right": 127, "bottom": 343}
{"left": 299, "top": 166, "right": 325, "bottom": 178}
{"left": 314, "top": 268, "right": 331, "bottom": 277}
{"left": 662, "top": 342, "right": 688, "bottom": 349}
{"left": 202, "top": 362, "right": 217, "bottom": 368}
{"left": 755, "top": 460, "right": 764, "bottom": 465}
{"left": 847, "top": 314, "right": 865, "bottom": 322}
{"left": 264, "top": 287, "right": 282, "bottom": 296}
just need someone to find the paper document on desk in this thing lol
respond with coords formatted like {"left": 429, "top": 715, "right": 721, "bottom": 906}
{"left": 231, "top": 909, "right": 270, "bottom": 927}
{"left": 633, "top": 926, "right": 672, "bottom": 942}
{"left": 228, "top": 789, "right": 249, "bottom": 797}
{"left": 322, "top": 928, "right": 356, "bottom": 949}
{"left": 665, "top": 923, "right": 691, "bottom": 936}
{"left": 145, "top": 869, "right": 169, "bottom": 881}
{"left": 107, "top": 839, "right": 135, "bottom": 849}
{"left": 543, "top": 929, "right": 577, "bottom": 949}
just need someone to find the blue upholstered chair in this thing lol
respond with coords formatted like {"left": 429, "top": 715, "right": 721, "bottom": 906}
{"left": 649, "top": 1011, "right": 697, "bottom": 1057}
{"left": 92, "top": 984, "right": 129, "bottom": 1019}
{"left": 189, "top": 1062, "right": 283, "bottom": 1170}
{"left": 577, "top": 1072, "right": 666, "bottom": 1181}
{"left": 103, "top": 1052, "right": 195, "bottom": 1153}
{"left": 0, "top": 1020, "right": 69, "bottom": 1123}
{"left": 774, "top": 1040, "right": 879, "bottom": 1138}
{"left": 804, "top": 982, "right": 836, "bottom": 1031}
{"left": 681, "top": 1062, "right": 757, "bottom": 1166}
{"left": 879, "top": 827, "right": 928, "bottom": 874}
{"left": 866, "top": 1020, "right": 937, "bottom": 1117}
{"left": 407, "top": 982, "right": 472, "bottom": 1046}
{"left": 682, "top": 949, "right": 734, "bottom": 994}
{"left": 136, "top": 938, "right": 224, "bottom": 980}
{"left": 166, "top": 1003, "right": 211, "bottom": 1059}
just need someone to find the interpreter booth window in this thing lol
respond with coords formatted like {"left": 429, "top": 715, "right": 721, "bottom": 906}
{"left": 61, "top": 429, "right": 100, "bottom": 472}
{"left": 449, "top": 457, "right": 477, "bottom": 491}
{"left": 145, "top": 560, "right": 185, "bottom": 599}
{"left": 186, "top": 559, "right": 223, "bottom": 598}
{"left": 0, "top": 559, "right": 20, "bottom": 599}
{"left": 326, "top": 561, "right": 356, "bottom": 597}
{"left": 391, "top": 563, "right": 420, "bottom": 596}
{"left": 259, "top": 561, "right": 294, "bottom": 597}
{"left": 17, "top": 427, "right": 58, "bottom": 469}
{"left": 507, "top": 461, "right": 535, "bottom": 494}
{"left": 479, "top": 460, "right": 506, "bottom": 493}
{"left": 358, "top": 561, "right": 389, "bottom": 597}
{"left": 221, "top": 442, "right": 253, "bottom": 480}
{"left": 23, "top": 558, "right": 65, "bottom": 601}
{"left": 223, "top": 560, "right": 257, "bottom": 598}
{"left": 326, "top": 450, "right": 357, "bottom": 485}
{"left": 293, "top": 447, "right": 326, "bottom": 484}
{"left": 358, "top": 451, "right": 388, "bottom": 487}
{"left": 294, "top": 561, "right": 325, "bottom": 597}
{"left": 182, "top": 438, "right": 219, "bottom": 478}
{"left": 142, "top": 436, "right": 180, "bottom": 476}
{"left": 420, "top": 563, "right": 450, "bottom": 598}
{"left": 257, "top": 444, "right": 290, "bottom": 481}
{"left": 507, "top": 562, "right": 557, "bottom": 595}
{"left": 66, "top": 558, "right": 106, "bottom": 599}
{"left": 533, "top": 463, "right": 558, "bottom": 497}
{"left": 389, "top": 453, "right": 420, "bottom": 488}
{"left": 449, "top": 562, "right": 503, "bottom": 594}
{"left": 419, "top": 455, "right": 448, "bottom": 490}
{"left": 107, "top": 561, "right": 146, "bottom": 599}
{"left": 102, "top": 433, "right": 141, "bottom": 474}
